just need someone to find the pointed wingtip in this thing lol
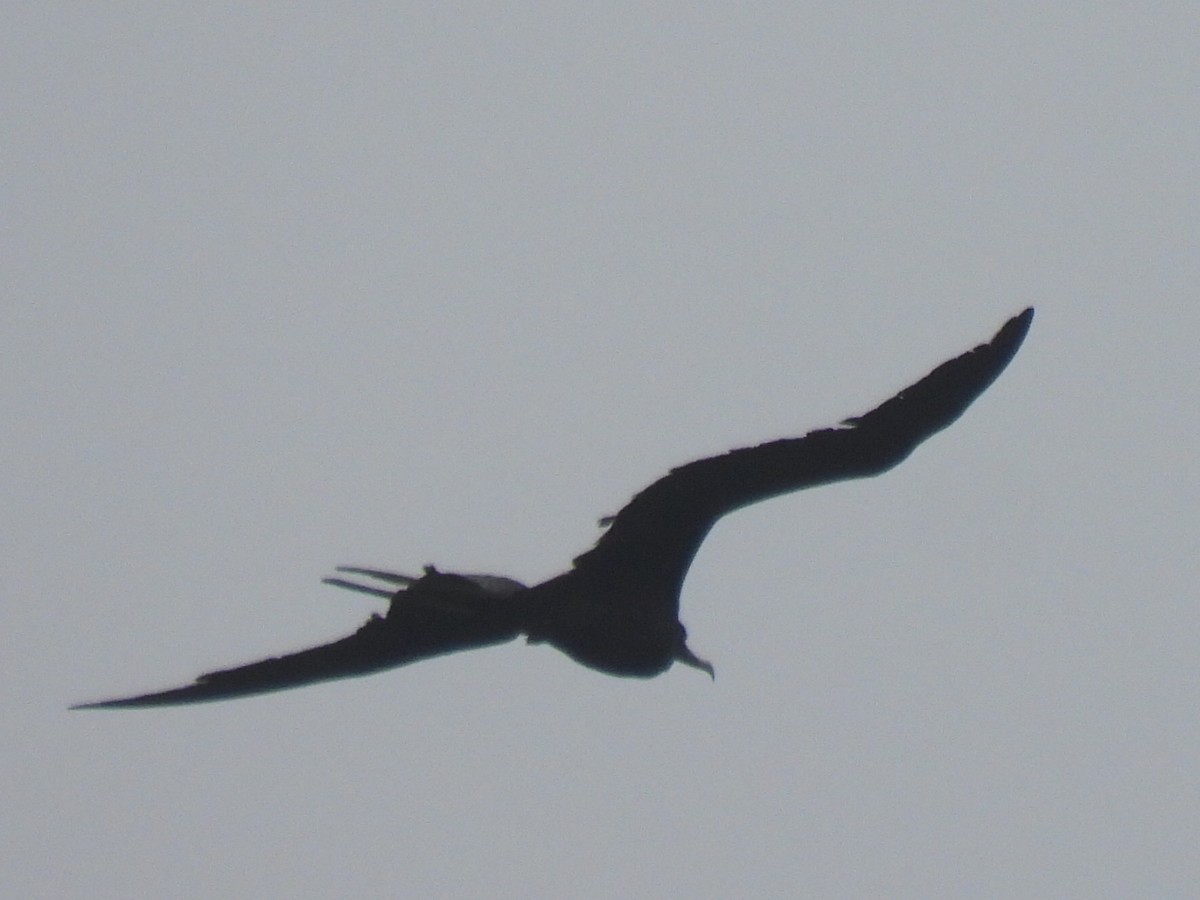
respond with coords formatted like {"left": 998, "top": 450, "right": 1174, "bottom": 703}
{"left": 991, "top": 306, "right": 1035, "bottom": 365}
{"left": 69, "top": 692, "right": 190, "bottom": 710}
{"left": 70, "top": 699, "right": 138, "bottom": 710}
{"left": 1007, "top": 307, "right": 1035, "bottom": 340}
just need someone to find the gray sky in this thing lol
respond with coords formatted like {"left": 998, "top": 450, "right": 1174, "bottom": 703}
{"left": 4, "top": 5, "right": 1197, "bottom": 898}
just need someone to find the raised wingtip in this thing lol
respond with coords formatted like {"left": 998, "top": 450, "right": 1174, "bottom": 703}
{"left": 997, "top": 306, "right": 1035, "bottom": 355}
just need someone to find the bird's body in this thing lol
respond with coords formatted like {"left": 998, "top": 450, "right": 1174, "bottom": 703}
{"left": 74, "top": 308, "right": 1033, "bottom": 709}
{"left": 523, "top": 569, "right": 700, "bottom": 677}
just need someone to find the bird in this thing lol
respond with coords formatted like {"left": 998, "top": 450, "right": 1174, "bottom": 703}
{"left": 73, "top": 308, "right": 1033, "bottom": 708}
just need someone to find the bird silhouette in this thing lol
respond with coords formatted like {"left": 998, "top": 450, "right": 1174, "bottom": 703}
{"left": 73, "top": 308, "right": 1032, "bottom": 708}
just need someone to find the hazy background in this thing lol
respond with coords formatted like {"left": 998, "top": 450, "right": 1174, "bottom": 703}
{"left": 5, "top": 5, "right": 1197, "bottom": 897}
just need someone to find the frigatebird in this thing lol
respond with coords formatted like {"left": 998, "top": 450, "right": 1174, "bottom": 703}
{"left": 73, "top": 308, "right": 1032, "bottom": 708}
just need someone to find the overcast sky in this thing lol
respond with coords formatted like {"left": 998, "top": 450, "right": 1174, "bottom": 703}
{"left": 5, "top": 5, "right": 1197, "bottom": 898}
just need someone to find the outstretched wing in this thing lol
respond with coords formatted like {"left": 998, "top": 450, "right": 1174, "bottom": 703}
{"left": 72, "top": 569, "right": 526, "bottom": 708}
{"left": 571, "top": 308, "right": 1033, "bottom": 611}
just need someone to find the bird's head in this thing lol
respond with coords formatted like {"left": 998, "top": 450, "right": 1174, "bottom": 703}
{"left": 673, "top": 627, "right": 715, "bottom": 680}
